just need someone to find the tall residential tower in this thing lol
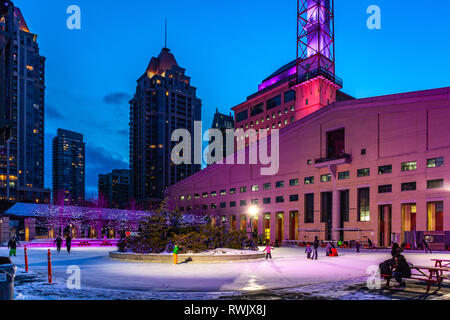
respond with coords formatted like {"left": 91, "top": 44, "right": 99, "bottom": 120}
{"left": 129, "top": 47, "right": 201, "bottom": 206}
{"left": 52, "top": 129, "right": 85, "bottom": 205}
{"left": 0, "top": 1, "right": 49, "bottom": 204}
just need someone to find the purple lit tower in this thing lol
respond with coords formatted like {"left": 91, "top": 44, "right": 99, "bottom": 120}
{"left": 291, "top": 0, "right": 342, "bottom": 121}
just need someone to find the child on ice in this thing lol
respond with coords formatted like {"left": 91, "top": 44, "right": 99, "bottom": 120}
{"left": 305, "top": 243, "right": 312, "bottom": 259}
{"left": 263, "top": 244, "right": 273, "bottom": 260}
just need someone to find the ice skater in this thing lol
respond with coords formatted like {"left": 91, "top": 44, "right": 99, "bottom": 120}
{"left": 312, "top": 236, "right": 319, "bottom": 260}
{"left": 355, "top": 240, "right": 360, "bottom": 253}
{"left": 53, "top": 235, "right": 63, "bottom": 253}
{"left": 7, "top": 236, "right": 20, "bottom": 257}
{"left": 422, "top": 238, "right": 432, "bottom": 254}
{"left": 368, "top": 238, "right": 375, "bottom": 250}
{"left": 305, "top": 243, "right": 312, "bottom": 259}
{"left": 325, "top": 242, "right": 332, "bottom": 256}
{"left": 263, "top": 243, "right": 273, "bottom": 260}
{"left": 66, "top": 235, "right": 72, "bottom": 254}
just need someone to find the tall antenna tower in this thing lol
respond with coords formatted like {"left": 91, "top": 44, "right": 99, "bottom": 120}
{"left": 291, "top": 0, "right": 342, "bottom": 120}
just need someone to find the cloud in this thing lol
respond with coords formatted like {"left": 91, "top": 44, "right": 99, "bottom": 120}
{"left": 103, "top": 92, "right": 131, "bottom": 105}
{"left": 46, "top": 104, "right": 66, "bottom": 120}
{"left": 85, "top": 144, "right": 129, "bottom": 192}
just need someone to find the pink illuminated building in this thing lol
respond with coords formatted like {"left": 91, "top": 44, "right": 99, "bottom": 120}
{"left": 166, "top": 1, "right": 450, "bottom": 249}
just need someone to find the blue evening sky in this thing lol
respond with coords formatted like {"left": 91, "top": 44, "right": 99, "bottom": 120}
{"left": 13, "top": 0, "right": 450, "bottom": 196}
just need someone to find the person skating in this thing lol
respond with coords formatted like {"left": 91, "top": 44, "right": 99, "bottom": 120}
{"left": 66, "top": 235, "right": 72, "bottom": 254}
{"left": 325, "top": 242, "right": 332, "bottom": 256}
{"left": 422, "top": 238, "right": 432, "bottom": 254}
{"left": 53, "top": 235, "right": 63, "bottom": 253}
{"left": 305, "top": 243, "right": 312, "bottom": 259}
{"left": 7, "top": 236, "right": 20, "bottom": 257}
{"left": 263, "top": 243, "right": 273, "bottom": 260}
{"left": 355, "top": 240, "right": 360, "bottom": 253}
{"left": 368, "top": 238, "right": 375, "bottom": 250}
{"left": 312, "top": 236, "right": 319, "bottom": 260}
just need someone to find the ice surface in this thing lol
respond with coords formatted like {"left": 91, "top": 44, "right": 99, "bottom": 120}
{"left": 1, "top": 246, "right": 448, "bottom": 300}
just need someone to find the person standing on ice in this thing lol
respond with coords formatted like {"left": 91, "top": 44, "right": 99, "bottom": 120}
{"left": 66, "top": 235, "right": 72, "bottom": 254}
{"left": 312, "top": 236, "right": 319, "bottom": 260}
{"left": 422, "top": 238, "right": 432, "bottom": 254}
{"left": 53, "top": 235, "right": 63, "bottom": 253}
{"left": 355, "top": 240, "right": 360, "bottom": 253}
{"left": 263, "top": 243, "right": 273, "bottom": 260}
{"left": 7, "top": 236, "right": 20, "bottom": 257}
{"left": 325, "top": 242, "right": 332, "bottom": 256}
{"left": 173, "top": 244, "right": 179, "bottom": 264}
{"left": 305, "top": 243, "right": 312, "bottom": 259}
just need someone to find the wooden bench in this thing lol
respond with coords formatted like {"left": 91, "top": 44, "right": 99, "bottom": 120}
{"left": 381, "top": 265, "right": 448, "bottom": 293}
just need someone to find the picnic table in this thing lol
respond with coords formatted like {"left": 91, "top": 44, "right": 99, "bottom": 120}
{"left": 431, "top": 259, "right": 450, "bottom": 268}
{"left": 382, "top": 265, "right": 449, "bottom": 293}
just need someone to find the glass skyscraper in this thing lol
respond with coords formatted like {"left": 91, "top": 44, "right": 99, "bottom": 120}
{"left": 0, "top": 1, "right": 49, "bottom": 204}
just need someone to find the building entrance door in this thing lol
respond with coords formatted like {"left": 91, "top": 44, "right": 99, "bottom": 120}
{"left": 276, "top": 212, "right": 284, "bottom": 245}
{"left": 378, "top": 205, "right": 392, "bottom": 247}
{"left": 289, "top": 211, "right": 298, "bottom": 240}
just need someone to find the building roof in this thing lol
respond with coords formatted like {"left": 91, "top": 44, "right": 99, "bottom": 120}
{"left": 211, "top": 109, "right": 234, "bottom": 129}
{"left": 146, "top": 48, "right": 179, "bottom": 75}
{"left": 2, "top": 203, "right": 148, "bottom": 220}
{"left": 13, "top": 7, "right": 29, "bottom": 33}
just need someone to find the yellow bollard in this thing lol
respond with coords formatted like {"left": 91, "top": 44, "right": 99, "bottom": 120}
{"left": 173, "top": 253, "right": 178, "bottom": 265}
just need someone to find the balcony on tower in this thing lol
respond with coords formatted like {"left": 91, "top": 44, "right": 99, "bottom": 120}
{"left": 290, "top": 67, "right": 343, "bottom": 89}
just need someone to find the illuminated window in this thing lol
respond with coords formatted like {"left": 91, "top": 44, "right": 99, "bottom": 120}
{"left": 401, "top": 161, "right": 417, "bottom": 171}
{"left": 427, "top": 157, "right": 444, "bottom": 168}
{"left": 357, "top": 188, "right": 370, "bottom": 222}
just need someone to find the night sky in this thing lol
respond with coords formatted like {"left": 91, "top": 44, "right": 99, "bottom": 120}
{"left": 13, "top": 0, "right": 450, "bottom": 197}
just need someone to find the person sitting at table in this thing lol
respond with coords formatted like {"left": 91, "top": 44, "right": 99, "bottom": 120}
{"left": 392, "top": 254, "right": 411, "bottom": 288}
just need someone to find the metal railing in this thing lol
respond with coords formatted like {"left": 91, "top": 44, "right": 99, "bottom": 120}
{"left": 290, "top": 67, "right": 343, "bottom": 88}
{"left": 315, "top": 153, "right": 351, "bottom": 164}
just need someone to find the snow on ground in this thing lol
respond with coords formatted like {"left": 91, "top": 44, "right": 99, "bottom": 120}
{"left": 1, "top": 246, "right": 449, "bottom": 300}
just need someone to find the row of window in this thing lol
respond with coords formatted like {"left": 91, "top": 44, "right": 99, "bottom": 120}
{"left": 178, "top": 157, "right": 445, "bottom": 202}
{"left": 236, "top": 90, "right": 296, "bottom": 124}
{"left": 179, "top": 178, "right": 444, "bottom": 212}
{"left": 240, "top": 106, "right": 296, "bottom": 130}
{"left": 378, "top": 179, "right": 444, "bottom": 193}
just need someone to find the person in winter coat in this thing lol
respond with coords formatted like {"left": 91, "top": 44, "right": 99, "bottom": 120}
{"left": 391, "top": 243, "right": 404, "bottom": 258}
{"left": 368, "top": 238, "right": 374, "bottom": 250}
{"left": 312, "top": 236, "right": 319, "bottom": 260}
{"left": 173, "top": 244, "right": 179, "bottom": 264}
{"left": 355, "top": 241, "right": 361, "bottom": 253}
{"left": 392, "top": 254, "right": 411, "bottom": 288}
{"left": 66, "top": 235, "right": 72, "bottom": 254}
{"left": 7, "top": 236, "right": 20, "bottom": 257}
{"left": 53, "top": 235, "right": 63, "bottom": 253}
{"left": 325, "top": 242, "right": 332, "bottom": 256}
{"left": 263, "top": 244, "right": 273, "bottom": 260}
{"left": 422, "top": 238, "right": 432, "bottom": 254}
{"left": 305, "top": 244, "right": 312, "bottom": 259}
